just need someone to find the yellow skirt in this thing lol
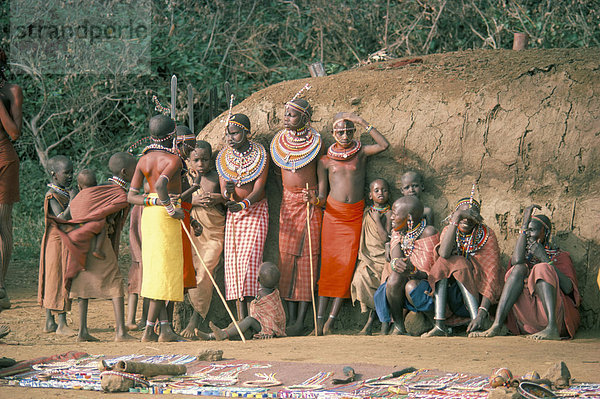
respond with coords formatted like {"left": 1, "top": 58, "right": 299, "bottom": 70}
{"left": 140, "top": 197, "right": 184, "bottom": 301}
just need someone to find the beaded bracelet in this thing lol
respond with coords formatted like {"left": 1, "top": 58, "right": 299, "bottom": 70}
{"left": 478, "top": 306, "right": 488, "bottom": 315}
{"left": 314, "top": 197, "right": 321, "bottom": 207}
{"left": 365, "top": 124, "right": 374, "bottom": 134}
{"left": 390, "top": 258, "right": 400, "bottom": 273}
{"left": 519, "top": 228, "right": 527, "bottom": 235}
{"left": 449, "top": 220, "right": 459, "bottom": 227}
{"left": 164, "top": 202, "right": 176, "bottom": 216}
{"left": 144, "top": 197, "right": 159, "bottom": 206}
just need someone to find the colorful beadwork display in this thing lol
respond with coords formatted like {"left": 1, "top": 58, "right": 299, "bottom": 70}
{"left": 327, "top": 140, "right": 361, "bottom": 161}
{"left": 47, "top": 183, "right": 70, "bottom": 199}
{"left": 370, "top": 204, "right": 391, "bottom": 214}
{"left": 456, "top": 223, "right": 489, "bottom": 258}
{"left": 399, "top": 219, "right": 427, "bottom": 258}
{"left": 270, "top": 127, "right": 321, "bottom": 172}
{"left": 216, "top": 141, "right": 267, "bottom": 187}
{"left": 108, "top": 176, "right": 127, "bottom": 190}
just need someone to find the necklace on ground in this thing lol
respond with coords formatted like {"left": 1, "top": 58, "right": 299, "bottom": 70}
{"left": 216, "top": 141, "right": 267, "bottom": 187}
{"left": 270, "top": 127, "right": 321, "bottom": 172}
{"left": 456, "top": 224, "right": 489, "bottom": 258}
{"left": 47, "top": 183, "right": 70, "bottom": 199}
{"left": 108, "top": 176, "right": 127, "bottom": 189}
{"left": 327, "top": 140, "right": 361, "bottom": 161}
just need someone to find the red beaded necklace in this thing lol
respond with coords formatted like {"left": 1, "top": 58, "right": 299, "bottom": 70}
{"left": 327, "top": 140, "right": 361, "bottom": 161}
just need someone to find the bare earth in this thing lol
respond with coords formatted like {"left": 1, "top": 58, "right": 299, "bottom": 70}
{"left": 1, "top": 260, "right": 599, "bottom": 398}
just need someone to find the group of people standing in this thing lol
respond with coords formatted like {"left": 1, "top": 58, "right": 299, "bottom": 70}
{"left": 0, "top": 55, "right": 583, "bottom": 342}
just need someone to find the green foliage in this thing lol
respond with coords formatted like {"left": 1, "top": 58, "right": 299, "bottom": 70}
{"left": 1, "top": 0, "right": 599, "bottom": 263}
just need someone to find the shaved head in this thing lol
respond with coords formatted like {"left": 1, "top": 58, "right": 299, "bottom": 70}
{"left": 149, "top": 114, "right": 175, "bottom": 139}
{"left": 77, "top": 169, "right": 97, "bottom": 189}
{"left": 109, "top": 152, "right": 137, "bottom": 175}
{"left": 393, "top": 195, "right": 424, "bottom": 221}
{"left": 258, "top": 262, "right": 280, "bottom": 289}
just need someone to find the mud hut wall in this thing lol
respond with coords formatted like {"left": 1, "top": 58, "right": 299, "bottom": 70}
{"left": 199, "top": 49, "right": 600, "bottom": 330}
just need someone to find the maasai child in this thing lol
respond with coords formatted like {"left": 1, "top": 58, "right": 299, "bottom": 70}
{"left": 471, "top": 206, "right": 580, "bottom": 340}
{"left": 422, "top": 195, "right": 503, "bottom": 337}
{"left": 196, "top": 262, "right": 286, "bottom": 340}
{"left": 374, "top": 196, "right": 439, "bottom": 335}
{"left": 217, "top": 113, "right": 269, "bottom": 320}
{"left": 400, "top": 170, "right": 434, "bottom": 226}
{"left": 38, "top": 155, "right": 75, "bottom": 335}
{"left": 74, "top": 169, "right": 107, "bottom": 260}
{"left": 0, "top": 47, "right": 23, "bottom": 310}
{"left": 127, "top": 114, "right": 186, "bottom": 342}
{"left": 350, "top": 178, "right": 392, "bottom": 335}
{"left": 270, "top": 92, "right": 323, "bottom": 336}
{"left": 65, "top": 153, "right": 136, "bottom": 342}
{"left": 180, "top": 140, "right": 226, "bottom": 339}
{"left": 312, "top": 112, "right": 389, "bottom": 335}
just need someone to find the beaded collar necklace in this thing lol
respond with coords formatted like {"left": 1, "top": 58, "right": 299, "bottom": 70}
{"left": 141, "top": 143, "right": 179, "bottom": 156}
{"left": 371, "top": 204, "right": 390, "bottom": 214}
{"left": 327, "top": 140, "right": 361, "bottom": 161}
{"left": 108, "top": 176, "right": 127, "bottom": 190}
{"left": 47, "top": 183, "right": 70, "bottom": 199}
{"left": 216, "top": 140, "right": 267, "bottom": 187}
{"left": 270, "top": 127, "right": 321, "bottom": 172}
{"left": 456, "top": 224, "right": 489, "bottom": 258}
{"left": 399, "top": 219, "right": 426, "bottom": 257}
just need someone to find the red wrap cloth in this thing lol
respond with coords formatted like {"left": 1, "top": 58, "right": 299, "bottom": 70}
{"left": 0, "top": 134, "right": 19, "bottom": 204}
{"left": 506, "top": 251, "right": 580, "bottom": 338}
{"left": 381, "top": 232, "right": 440, "bottom": 284}
{"left": 38, "top": 191, "right": 70, "bottom": 311}
{"left": 318, "top": 196, "right": 364, "bottom": 298}
{"left": 224, "top": 198, "right": 269, "bottom": 300}
{"left": 428, "top": 225, "right": 504, "bottom": 303}
{"left": 278, "top": 186, "right": 322, "bottom": 302}
{"left": 51, "top": 185, "right": 129, "bottom": 285}
{"left": 127, "top": 204, "right": 143, "bottom": 294}
{"left": 181, "top": 201, "right": 197, "bottom": 290}
{"left": 249, "top": 288, "right": 287, "bottom": 338}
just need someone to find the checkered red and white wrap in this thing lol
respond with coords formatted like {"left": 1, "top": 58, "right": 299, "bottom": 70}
{"left": 224, "top": 198, "right": 269, "bottom": 300}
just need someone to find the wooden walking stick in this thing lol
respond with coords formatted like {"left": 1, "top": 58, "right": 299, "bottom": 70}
{"left": 229, "top": 189, "right": 244, "bottom": 321}
{"left": 180, "top": 220, "right": 246, "bottom": 343}
{"left": 305, "top": 183, "right": 318, "bottom": 337}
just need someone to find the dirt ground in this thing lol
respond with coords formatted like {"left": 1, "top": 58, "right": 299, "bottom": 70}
{"left": 1, "top": 260, "right": 599, "bottom": 398}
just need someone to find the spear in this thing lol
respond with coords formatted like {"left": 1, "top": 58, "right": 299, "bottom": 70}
{"left": 187, "top": 83, "right": 194, "bottom": 133}
{"left": 170, "top": 75, "right": 177, "bottom": 120}
{"left": 305, "top": 183, "right": 318, "bottom": 337}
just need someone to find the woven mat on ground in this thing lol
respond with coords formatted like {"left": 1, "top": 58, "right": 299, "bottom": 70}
{"left": 1, "top": 352, "right": 599, "bottom": 398}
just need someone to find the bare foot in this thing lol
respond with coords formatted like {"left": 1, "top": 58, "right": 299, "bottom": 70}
{"left": 469, "top": 324, "right": 508, "bottom": 338}
{"left": 180, "top": 325, "right": 198, "bottom": 339}
{"left": 56, "top": 324, "right": 77, "bottom": 336}
{"left": 380, "top": 322, "right": 390, "bottom": 335}
{"left": 286, "top": 322, "right": 304, "bottom": 337}
{"left": 141, "top": 327, "right": 158, "bottom": 342}
{"left": 0, "top": 295, "right": 11, "bottom": 310}
{"left": 209, "top": 322, "right": 227, "bottom": 341}
{"left": 114, "top": 332, "right": 136, "bottom": 342}
{"left": 92, "top": 251, "right": 105, "bottom": 260}
{"left": 77, "top": 332, "right": 100, "bottom": 342}
{"left": 421, "top": 324, "right": 450, "bottom": 338}
{"left": 389, "top": 323, "right": 408, "bottom": 335}
{"left": 323, "top": 317, "right": 335, "bottom": 335}
{"left": 125, "top": 322, "right": 139, "bottom": 331}
{"left": 316, "top": 317, "right": 325, "bottom": 336}
{"left": 358, "top": 323, "right": 372, "bottom": 336}
{"left": 194, "top": 328, "right": 214, "bottom": 341}
{"left": 527, "top": 326, "right": 560, "bottom": 341}
{"left": 158, "top": 329, "right": 186, "bottom": 342}
{"left": 43, "top": 320, "right": 58, "bottom": 333}
{"left": 136, "top": 319, "right": 146, "bottom": 330}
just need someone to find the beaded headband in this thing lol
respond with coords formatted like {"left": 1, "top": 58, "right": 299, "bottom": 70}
{"left": 176, "top": 134, "right": 197, "bottom": 141}
{"left": 285, "top": 84, "right": 312, "bottom": 116}
{"left": 531, "top": 215, "right": 551, "bottom": 231}
{"left": 454, "top": 197, "right": 481, "bottom": 212}
{"left": 228, "top": 120, "right": 250, "bottom": 132}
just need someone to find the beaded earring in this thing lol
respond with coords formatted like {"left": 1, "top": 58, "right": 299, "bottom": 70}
{"left": 152, "top": 95, "right": 170, "bottom": 116}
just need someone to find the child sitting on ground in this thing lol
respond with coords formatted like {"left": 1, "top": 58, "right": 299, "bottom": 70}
{"left": 400, "top": 170, "right": 434, "bottom": 226}
{"left": 350, "top": 178, "right": 391, "bottom": 335}
{"left": 196, "top": 262, "right": 286, "bottom": 340}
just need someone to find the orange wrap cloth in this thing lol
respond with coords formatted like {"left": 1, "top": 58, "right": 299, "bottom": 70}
{"left": 350, "top": 209, "right": 387, "bottom": 312}
{"left": 51, "top": 185, "right": 130, "bottom": 285}
{"left": 127, "top": 205, "right": 143, "bottom": 295}
{"left": 186, "top": 185, "right": 225, "bottom": 318}
{"left": 38, "top": 191, "right": 70, "bottom": 312}
{"left": 181, "top": 201, "right": 197, "bottom": 290}
{"left": 224, "top": 198, "right": 268, "bottom": 301}
{"left": 278, "top": 186, "right": 322, "bottom": 302}
{"left": 318, "top": 197, "right": 364, "bottom": 299}
{"left": 0, "top": 135, "right": 19, "bottom": 204}
{"left": 427, "top": 225, "right": 503, "bottom": 303}
{"left": 380, "top": 231, "right": 441, "bottom": 285}
{"left": 506, "top": 251, "right": 580, "bottom": 339}
{"left": 249, "top": 289, "right": 287, "bottom": 338}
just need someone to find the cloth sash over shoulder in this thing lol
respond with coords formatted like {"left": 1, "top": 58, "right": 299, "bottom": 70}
{"left": 140, "top": 194, "right": 184, "bottom": 302}
{"left": 318, "top": 196, "right": 364, "bottom": 299}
